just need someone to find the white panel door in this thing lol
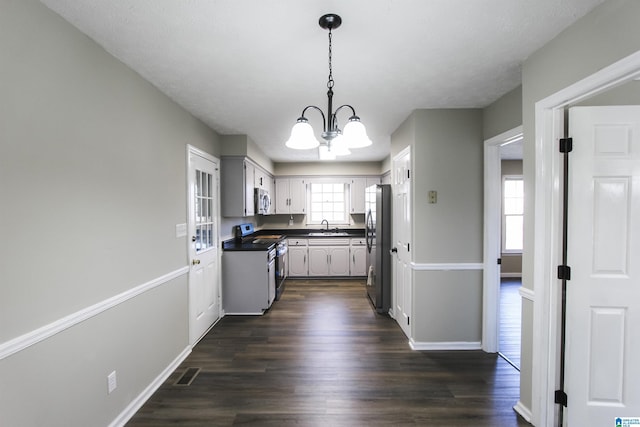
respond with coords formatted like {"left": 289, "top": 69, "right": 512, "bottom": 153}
{"left": 565, "top": 106, "right": 640, "bottom": 425}
{"left": 188, "top": 150, "right": 221, "bottom": 345}
{"left": 393, "top": 147, "right": 411, "bottom": 338}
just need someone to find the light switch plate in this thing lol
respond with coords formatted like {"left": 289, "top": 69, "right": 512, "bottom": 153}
{"left": 428, "top": 191, "right": 437, "bottom": 204}
{"left": 176, "top": 223, "right": 187, "bottom": 238}
{"left": 107, "top": 371, "right": 117, "bottom": 394}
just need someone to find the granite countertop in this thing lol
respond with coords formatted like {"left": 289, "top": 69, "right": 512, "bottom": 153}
{"left": 222, "top": 228, "right": 365, "bottom": 251}
{"left": 273, "top": 228, "right": 365, "bottom": 239}
{"left": 222, "top": 239, "right": 277, "bottom": 252}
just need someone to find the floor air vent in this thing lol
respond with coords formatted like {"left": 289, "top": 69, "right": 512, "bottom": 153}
{"left": 174, "top": 367, "right": 201, "bottom": 386}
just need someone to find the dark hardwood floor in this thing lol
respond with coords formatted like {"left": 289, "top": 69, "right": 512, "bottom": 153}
{"left": 128, "top": 280, "right": 529, "bottom": 426}
{"left": 499, "top": 278, "right": 522, "bottom": 370}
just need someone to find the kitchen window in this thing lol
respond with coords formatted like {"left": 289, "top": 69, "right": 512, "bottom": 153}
{"left": 503, "top": 176, "right": 524, "bottom": 252}
{"left": 308, "top": 182, "right": 348, "bottom": 224}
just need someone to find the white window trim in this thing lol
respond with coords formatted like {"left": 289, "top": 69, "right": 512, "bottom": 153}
{"left": 502, "top": 174, "right": 523, "bottom": 254}
{"left": 305, "top": 177, "right": 351, "bottom": 226}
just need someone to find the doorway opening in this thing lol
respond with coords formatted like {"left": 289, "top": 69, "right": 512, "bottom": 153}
{"left": 483, "top": 125, "right": 523, "bottom": 369}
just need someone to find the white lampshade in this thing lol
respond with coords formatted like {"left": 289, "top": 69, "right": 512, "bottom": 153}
{"left": 285, "top": 120, "right": 320, "bottom": 149}
{"left": 342, "top": 117, "right": 372, "bottom": 148}
{"left": 328, "top": 135, "right": 351, "bottom": 156}
{"left": 318, "top": 145, "right": 337, "bottom": 160}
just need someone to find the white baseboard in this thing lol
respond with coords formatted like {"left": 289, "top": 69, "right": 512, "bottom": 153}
{"left": 500, "top": 272, "right": 522, "bottom": 278}
{"left": 513, "top": 400, "right": 533, "bottom": 423}
{"left": 108, "top": 345, "right": 192, "bottom": 427}
{"left": 409, "top": 340, "right": 482, "bottom": 351}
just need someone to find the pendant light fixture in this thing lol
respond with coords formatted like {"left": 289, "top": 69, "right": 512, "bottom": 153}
{"left": 285, "top": 13, "right": 372, "bottom": 158}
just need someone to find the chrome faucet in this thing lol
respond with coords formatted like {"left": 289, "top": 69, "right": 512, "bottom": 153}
{"left": 321, "top": 219, "right": 329, "bottom": 230}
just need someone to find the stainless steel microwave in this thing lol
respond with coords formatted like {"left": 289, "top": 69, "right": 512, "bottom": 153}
{"left": 255, "top": 188, "right": 271, "bottom": 215}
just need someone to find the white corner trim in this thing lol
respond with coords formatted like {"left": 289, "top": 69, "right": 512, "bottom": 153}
{"left": 410, "top": 262, "right": 484, "bottom": 271}
{"left": 409, "top": 340, "right": 482, "bottom": 351}
{"left": 0, "top": 266, "right": 189, "bottom": 361}
{"left": 519, "top": 286, "right": 535, "bottom": 302}
{"left": 108, "top": 345, "right": 191, "bottom": 427}
{"left": 513, "top": 400, "right": 533, "bottom": 423}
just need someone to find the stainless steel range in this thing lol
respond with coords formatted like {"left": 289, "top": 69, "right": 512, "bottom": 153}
{"left": 251, "top": 234, "right": 287, "bottom": 300}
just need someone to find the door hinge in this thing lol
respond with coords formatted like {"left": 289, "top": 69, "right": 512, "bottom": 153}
{"left": 559, "top": 137, "right": 573, "bottom": 153}
{"left": 555, "top": 390, "right": 568, "bottom": 407}
{"left": 497, "top": 258, "right": 502, "bottom": 265}
{"left": 557, "top": 265, "right": 572, "bottom": 280}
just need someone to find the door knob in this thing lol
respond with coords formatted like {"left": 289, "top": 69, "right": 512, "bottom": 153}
{"left": 390, "top": 247, "right": 398, "bottom": 254}
{"left": 192, "top": 259, "right": 201, "bottom": 265}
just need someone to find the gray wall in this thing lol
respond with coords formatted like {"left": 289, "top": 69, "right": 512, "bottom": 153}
{"left": 521, "top": 0, "right": 640, "bottom": 415}
{"left": 390, "top": 109, "right": 484, "bottom": 344}
{"left": 0, "top": 0, "right": 220, "bottom": 425}
{"left": 483, "top": 85, "right": 522, "bottom": 140}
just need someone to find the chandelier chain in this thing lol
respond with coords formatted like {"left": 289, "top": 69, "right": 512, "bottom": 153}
{"left": 327, "top": 29, "right": 334, "bottom": 90}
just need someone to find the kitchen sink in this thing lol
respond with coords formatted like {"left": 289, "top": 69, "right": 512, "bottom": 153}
{"left": 307, "top": 231, "right": 349, "bottom": 237}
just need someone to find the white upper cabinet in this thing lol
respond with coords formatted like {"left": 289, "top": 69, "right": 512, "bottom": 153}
{"left": 275, "top": 178, "right": 306, "bottom": 214}
{"left": 350, "top": 177, "right": 366, "bottom": 214}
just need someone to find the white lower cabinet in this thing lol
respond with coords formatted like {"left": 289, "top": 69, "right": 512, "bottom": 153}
{"left": 287, "top": 239, "right": 308, "bottom": 277}
{"left": 308, "top": 238, "right": 351, "bottom": 276}
{"left": 350, "top": 238, "right": 367, "bottom": 276}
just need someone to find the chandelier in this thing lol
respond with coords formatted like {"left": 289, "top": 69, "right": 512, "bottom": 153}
{"left": 285, "top": 13, "right": 372, "bottom": 160}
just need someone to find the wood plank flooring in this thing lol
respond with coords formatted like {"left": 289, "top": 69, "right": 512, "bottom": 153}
{"left": 127, "top": 280, "right": 529, "bottom": 426}
{"left": 499, "top": 278, "right": 522, "bottom": 370}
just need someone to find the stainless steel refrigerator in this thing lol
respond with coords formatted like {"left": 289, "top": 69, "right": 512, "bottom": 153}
{"left": 365, "top": 184, "right": 391, "bottom": 313}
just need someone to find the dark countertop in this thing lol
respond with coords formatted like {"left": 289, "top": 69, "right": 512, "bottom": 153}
{"left": 222, "top": 228, "right": 365, "bottom": 251}
{"left": 222, "top": 240, "right": 277, "bottom": 252}
{"left": 270, "top": 228, "right": 365, "bottom": 239}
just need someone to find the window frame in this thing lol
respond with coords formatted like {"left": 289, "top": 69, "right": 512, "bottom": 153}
{"left": 306, "top": 178, "right": 351, "bottom": 226}
{"left": 502, "top": 175, "right": 524, "bottom": 254}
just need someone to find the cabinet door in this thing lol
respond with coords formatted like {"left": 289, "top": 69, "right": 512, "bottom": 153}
{"left": 244, "top": 161, "right": 255, "bottom": 216}
{"left": 274, "top": 179, "right": 290, "bottom": 214}
{"left": 288, "top": 246, "right": 308, "bottom": 277}
{"left": 308, "top": 247, "right": 329, "bottom": 276}
{"left": 350, "top": 178, "right": 366, "bottom": 214}
{"left": 254, "top": 167, "right": 263, "bottom": 188}
{"left": 329, "top": 246, "right": 350, "bottom": 276}
{"left": 350, "top": 246, "right": 367, "bottom": 276}
{"left": 289, "top": 178, "right": 307, "bottom": 214}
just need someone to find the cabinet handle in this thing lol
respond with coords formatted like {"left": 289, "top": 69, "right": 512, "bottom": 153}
{"left": 304, "top": 255, "right": 306, "bottom": 263}
{"left": 353, "top": 254, "right": 355, "bottom": 263}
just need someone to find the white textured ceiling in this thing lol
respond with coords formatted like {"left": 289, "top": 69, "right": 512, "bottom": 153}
{"left": 40, "top": 0, "right": 605, "bottom": 163}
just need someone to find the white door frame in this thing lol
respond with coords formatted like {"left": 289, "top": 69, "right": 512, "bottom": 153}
{"left": 482, "top": 126, "right": 522, "bottom": 353}
{"left": 531, "top": 50, "right": 640, "bottom": 427}
{"left": 186, "top": 144, "right": 222, "bottom": 346}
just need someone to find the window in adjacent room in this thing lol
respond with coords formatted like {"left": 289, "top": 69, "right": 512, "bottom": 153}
{"left": 309, "top": 182, "right": 348, "bottom": 224}
{"left": 503, "top": 176, "right": 524, "bottom": 252}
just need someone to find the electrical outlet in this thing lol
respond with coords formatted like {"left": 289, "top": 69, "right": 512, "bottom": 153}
{"left": 107, "top": 371, "right": 117, "bottom": 394}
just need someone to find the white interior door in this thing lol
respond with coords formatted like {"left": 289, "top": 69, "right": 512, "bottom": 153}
{"left": 188, "top": 148, "right": 221, "bottom": 345}
{"left": 565, "top": 106, "right": 640, "bottom": 425}
{"left": 392, "top": 147, "right": 411, "bottom": 338}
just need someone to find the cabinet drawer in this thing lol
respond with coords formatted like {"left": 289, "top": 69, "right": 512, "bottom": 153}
{"left": 287, "top": 239, "right": 308, "bottom": 246}
{"left": 350, "top": 238, "right": 366, "bottom": 246}
{"left": 307, "top": 238, "right": 350, "bottom": 246}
